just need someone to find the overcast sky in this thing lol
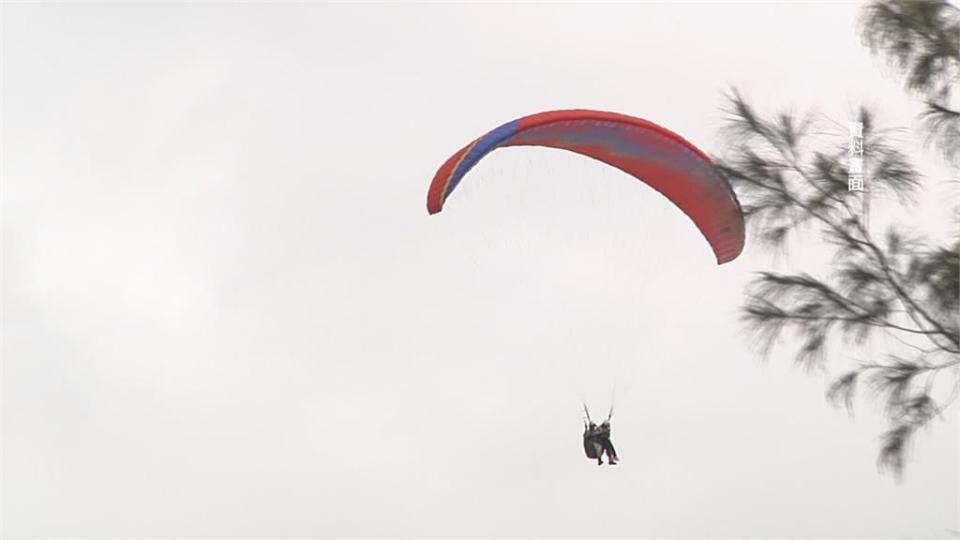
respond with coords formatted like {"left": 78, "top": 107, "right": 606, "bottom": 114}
{"left": 2, "top": 2, "right": 957, "bottom": 538}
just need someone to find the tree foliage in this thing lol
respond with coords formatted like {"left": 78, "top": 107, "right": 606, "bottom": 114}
{"left": 721, "top": 4, "right": 959, "bottom": 478}
{"left": 861, "top": 0, "right": 960, "bottom": 164}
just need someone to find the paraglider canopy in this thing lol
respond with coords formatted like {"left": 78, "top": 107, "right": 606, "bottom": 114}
{"left": 426, "top": 109, "right": 745, "bottom": 264}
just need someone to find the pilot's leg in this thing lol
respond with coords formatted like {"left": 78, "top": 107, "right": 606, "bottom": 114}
{"left": 605, "top": 441, "right": 619, "bottom": 464}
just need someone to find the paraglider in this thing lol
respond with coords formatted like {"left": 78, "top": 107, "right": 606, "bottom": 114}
{"left": 583, "top": 404, "right": 618, "bottom": 466}
{"left": 597, "top": 420, "right": 619, "bottom": 465}
{"left": 426, "top": 110, "right": 746, "bottom": 465}
{"left": 426, "top": 109, "right": 745, "bottom": 264}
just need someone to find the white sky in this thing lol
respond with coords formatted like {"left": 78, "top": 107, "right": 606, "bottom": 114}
{"left": 1, "top": 2, "right": 957, "bottom": 538}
